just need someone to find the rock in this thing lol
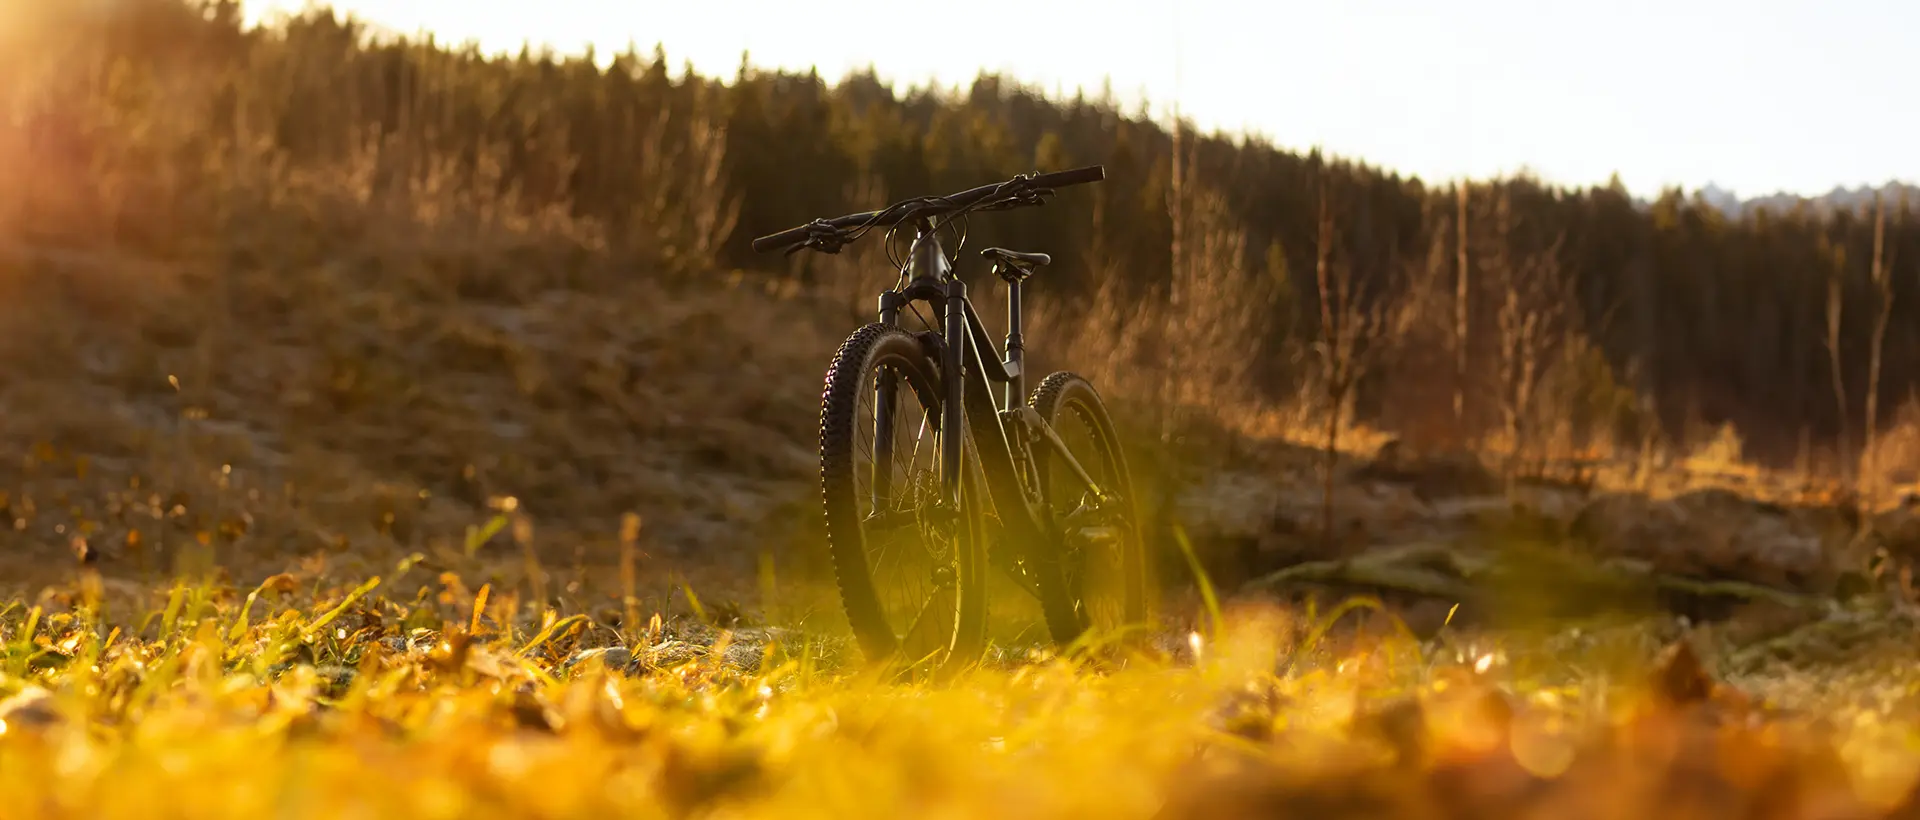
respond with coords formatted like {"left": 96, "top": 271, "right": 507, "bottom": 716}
{"left": 1207, "top": 680, "right": 1288, "bottom": 743}
{"left": 646, "top": 642, "right": 705, "bottom": 669}
{"left": 314, "top": 665, "right": 356, "bottom": 692}
{"left": 1351, "top": 694, "right": 1427, "bottom": 767}
{"left": 1425, "top": 495, "right": 1573, "bottom": 542}
{"left": 1870, "top": 500, "right": 1920, "bottom": 562}
{"left": 1350, "top": 446, "right": 1502, "bottom": 503}
{"left": 565, "top": 646, "right": 634, "bottom": 674}
{"left": 510, "top": 686, "right": 561, "bottom": 732}
{"left": 1178, "top": 470, "right": 1426, "bottom": 587}
{"left": 1271, "top": 480, "right": 1429, "bottom": 544}
{"left": 0, "top": 686, "right": 61, "bottom": 731}
{"left": 1399, "top": 598, "right": 1461, "bottom": 641}
{"left": 1175, "top": 471, "right": 1288, "bottom": 542}
{"left": 1569, "top": 491, "right": 1829, "bottom": 592}
{"left": 1648, "top": 639, "right": 1715, "bottom": 708}
{"left": 1506, "top": 483, "right": 1592, "bottom": 524}
{"left": 720, "top": 640, "right": 764, "bottom": 671}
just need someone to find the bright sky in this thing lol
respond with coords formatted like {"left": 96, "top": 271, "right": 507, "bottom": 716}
{"left": 245, "top": 0, "right": 1919, "bottom": 200}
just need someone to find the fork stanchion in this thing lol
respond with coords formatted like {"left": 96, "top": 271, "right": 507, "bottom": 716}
{"left": 942, "top": 276, "right": 969, "bottom": 511}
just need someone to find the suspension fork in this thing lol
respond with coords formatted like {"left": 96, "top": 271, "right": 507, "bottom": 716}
{"left": 875, "top": 218, "right": 966, "bottom": 511}
{"left": 870, "top": 291, "right": 905, "bottom": 512}
{"left": 941, "top": 276, "right": 968, "bottom": 508}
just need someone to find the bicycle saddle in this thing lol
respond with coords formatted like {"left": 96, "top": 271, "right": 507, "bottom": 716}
{"left": 981, "top": 247, "right": 1051, "bottom": 282}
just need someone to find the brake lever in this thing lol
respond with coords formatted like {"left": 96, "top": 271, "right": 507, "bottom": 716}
{"left": 791, "top": 220, "right": 850, "bottom": 255}
{"left": 786, "top": 236, "right": 847, "bottom": 256}
{"left": 978, "top": 189, "right": 1052, "bottom": 212}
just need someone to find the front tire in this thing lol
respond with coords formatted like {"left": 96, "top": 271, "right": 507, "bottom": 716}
{"left": 819, "top": 323, "right": 987, "bottom": 677}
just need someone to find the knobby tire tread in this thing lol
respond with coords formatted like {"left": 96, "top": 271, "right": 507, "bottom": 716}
{"left": 820, "top": 323, "right": 984, "bottom": 673}
{"left": 1027, "top": 371, "right": 1147, "bottom": 644}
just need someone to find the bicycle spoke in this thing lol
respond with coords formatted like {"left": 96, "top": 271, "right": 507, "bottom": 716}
{"left": 849, "top": 350, "right": 969, "bottom": 645}
{"left": 866, "top": 367, "right": 896, "bottom": 514}
{"left": 898, "top": 581, "right": 957, "bottom": 666}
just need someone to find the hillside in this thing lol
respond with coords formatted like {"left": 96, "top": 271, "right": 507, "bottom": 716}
{"left": 10, "top": 2, "right": 1920, "bottom": 474}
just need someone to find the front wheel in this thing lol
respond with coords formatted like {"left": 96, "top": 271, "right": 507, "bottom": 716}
{"left": 819, "top": 323, "right": 988, "bottom": 677}
{"left": 1028, "top": 372, "right": 1148, "bottom": 646}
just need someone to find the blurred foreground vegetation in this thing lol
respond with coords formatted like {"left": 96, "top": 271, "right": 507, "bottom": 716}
{"left": 7, "top": 575, "right": 1920, "bottom": 819}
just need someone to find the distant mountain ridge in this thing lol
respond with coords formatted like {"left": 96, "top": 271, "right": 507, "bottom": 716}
{"left": 1691, "top": 181, "right": 1920, "bottom": 216}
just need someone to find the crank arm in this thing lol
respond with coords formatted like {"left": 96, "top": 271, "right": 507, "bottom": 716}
{"left": 984, "top": 515, "right": 1047, "bottom": 601}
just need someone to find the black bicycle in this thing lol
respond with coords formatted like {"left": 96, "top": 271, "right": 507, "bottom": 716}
{"left": 752, "top": 166, "right": 1146, "bottom": 676}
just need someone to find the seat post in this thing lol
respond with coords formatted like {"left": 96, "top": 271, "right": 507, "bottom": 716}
{"left": 1004, "top": 278, "right": 1025, "bottom": 410}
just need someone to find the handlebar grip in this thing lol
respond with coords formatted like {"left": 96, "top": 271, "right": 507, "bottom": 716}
{"left": 1028, "top": 165, "right": 1105, "bottom": 189}
{"left": 751, "top": 224, "right": 812, "bottom": 253}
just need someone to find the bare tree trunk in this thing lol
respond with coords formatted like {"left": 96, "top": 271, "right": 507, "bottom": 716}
{"left": 1488, "top": 184, "right": 1568, "bottom": 491}
{"left": 1316, "top": 181, "right": 1341, "bottom": 548}
{"left": 1825, "top": 236, "right": 1851, "bottom": 485}
{"left": 1454, "top": 183, "right": 1470, "bottom": 440}
{"left": 1797, "top": 425, "right": 1814, "bottom": 495}
{"left": 1865, "top": 191, "right": 1894, "bottom": 499}
{"left": 1310, "top": 178, "right": 1393, "bottom": 551}
{"left": 1161, "top": 115, "right": 1186, "bottom": 444}
{"left": 1492, "top": 186, "right": 1516, "bottom": 480}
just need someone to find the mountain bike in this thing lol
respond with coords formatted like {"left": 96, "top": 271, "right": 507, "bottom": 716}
{"left": 752, "top": 166, "right": 1146, "bottom": 677}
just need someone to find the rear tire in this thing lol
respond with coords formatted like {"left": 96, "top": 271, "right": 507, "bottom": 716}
{"left": 819, "top": 323, "right": 987, "bottom": 677}
{"left": 1028, "top": 372, "right": 1147, "bottom": 646}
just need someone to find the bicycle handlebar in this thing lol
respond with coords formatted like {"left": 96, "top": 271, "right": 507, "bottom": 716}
{"left": 750, "top": 165, "right": 1106, "bottom": 254}
{"left": 1025, "top": 165, "right": 1106, "bottom": 190}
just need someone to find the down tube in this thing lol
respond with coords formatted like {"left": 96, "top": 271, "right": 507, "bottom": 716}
{"left": 958, "top": 322, "right": 1048, "bottom": 549}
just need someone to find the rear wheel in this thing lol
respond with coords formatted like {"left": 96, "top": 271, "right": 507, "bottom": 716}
{"left": 819, "top": 324, "right": 987, "bottom": 677}
{"left": 1028, "top": 372, "right": 1147, "bottom": 646}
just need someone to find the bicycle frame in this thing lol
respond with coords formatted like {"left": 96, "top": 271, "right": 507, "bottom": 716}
{"left": 872, "top": 218, "right": 1107, "bottom": 552}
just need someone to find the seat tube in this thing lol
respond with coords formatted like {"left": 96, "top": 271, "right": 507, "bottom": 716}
{"left": 1004, "top": 279, "right": 1025, "bottom": 410}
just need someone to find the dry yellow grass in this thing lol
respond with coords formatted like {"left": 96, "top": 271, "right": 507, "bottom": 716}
{"left": 4, "top": 572, "right": 1920, "bottom": 819}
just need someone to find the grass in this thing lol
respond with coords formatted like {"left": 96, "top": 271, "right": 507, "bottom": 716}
{"left": 5, "top": 566, "right": 1920, "bottom": 819}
